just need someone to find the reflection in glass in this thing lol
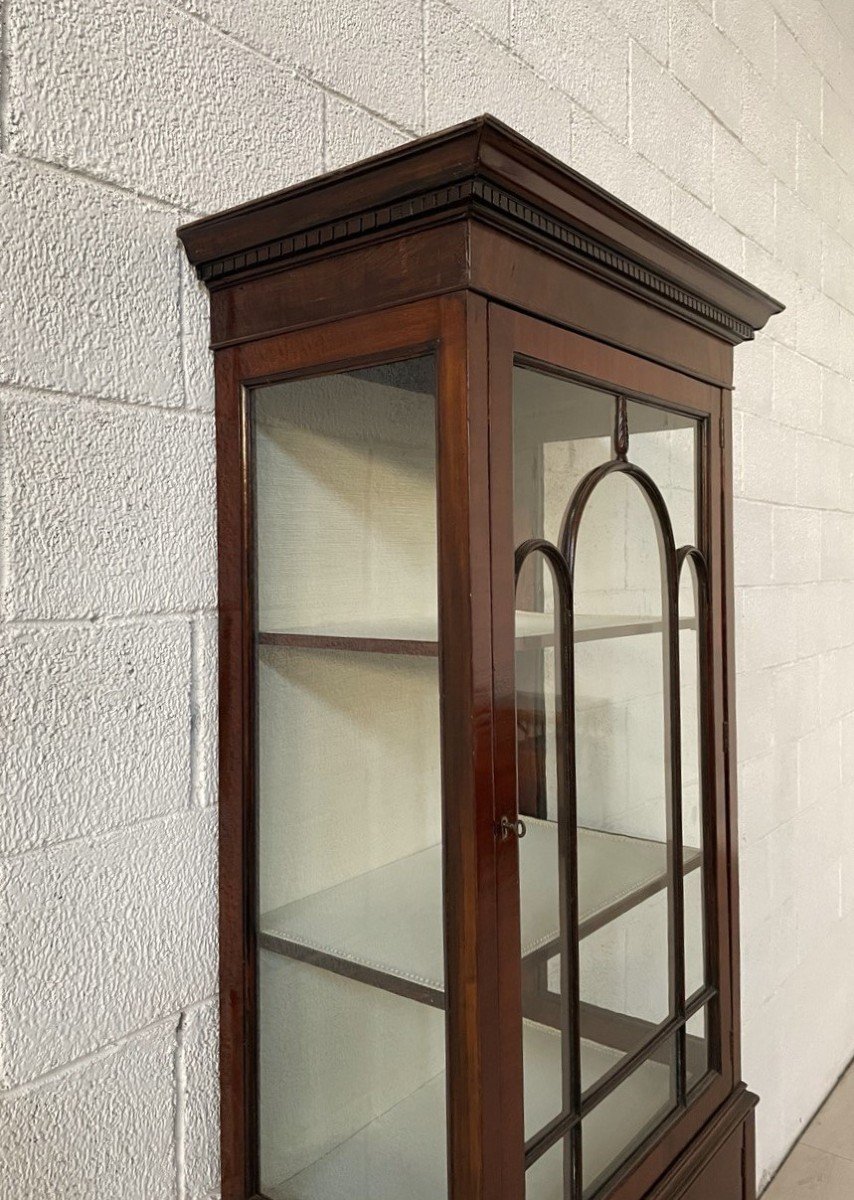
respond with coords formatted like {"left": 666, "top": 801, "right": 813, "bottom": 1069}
{"left": 253, "top": 359, "right": 448, "bottom": 1199}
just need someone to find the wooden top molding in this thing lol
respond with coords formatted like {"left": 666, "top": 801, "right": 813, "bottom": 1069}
{"left": 178, "top": 114, "right": 783, "bottom": 344}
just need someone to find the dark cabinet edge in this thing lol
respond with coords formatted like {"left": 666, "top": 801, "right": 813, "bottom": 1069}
{"left": 179, "top": 114, "right": 783, "bottom": 343}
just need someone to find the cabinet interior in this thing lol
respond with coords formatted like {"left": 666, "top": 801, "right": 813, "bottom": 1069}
{"left": 253, "top": 359, "right": 708, "bottom": 1199}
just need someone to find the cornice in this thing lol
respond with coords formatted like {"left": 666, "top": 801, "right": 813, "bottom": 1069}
{"left": 468, "top": 181, "right": 755, "bottom": 342}
{"left": 192, "top": 176, "right": 753, "bottom": 342}
{"left": 179, "top": 115, "right": 783, "bottom": 343}
{"left": 196, "top": 179, "right": 476, "bottom": 283}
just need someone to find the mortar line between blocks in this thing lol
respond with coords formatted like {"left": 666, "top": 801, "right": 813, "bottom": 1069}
{"left": 157, "top": 0, "right": 418, "bottom": 140}
{"left": 2, "top": 794, "right": 217, "bottom": 865}
{"left": 314, "top": 79, "right": 418, "bottom": 140}
{"left": 0, "top": 375, "right": 213, "bottom": 418}
{"left": 175, "top": 1012, "right": 188, "bottom": 1200}
{"left": 5, "top": 608, "right": 216, "bottom": 630}
{"left": 18, "top": 152, "right": 191, "bottom": 215}
{"left": 0, "top": 1011, "right": 187, "bottom": 1098}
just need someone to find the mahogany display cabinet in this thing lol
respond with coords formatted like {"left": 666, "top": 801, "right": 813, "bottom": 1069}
{"left": 179, "top": 116, "right": 782, "bottom": 1200}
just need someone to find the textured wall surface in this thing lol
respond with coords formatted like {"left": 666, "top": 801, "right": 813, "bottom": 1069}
{"left": 1, "top": 0, "right": 854, "bottom": 1196}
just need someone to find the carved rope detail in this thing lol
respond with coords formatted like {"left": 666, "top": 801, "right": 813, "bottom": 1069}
{"left": 197, "top": 177, "right": 753, "bottom": 340}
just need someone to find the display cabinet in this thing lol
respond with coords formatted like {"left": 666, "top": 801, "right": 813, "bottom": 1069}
{"left": 179, "top": 116, "right": 782, "bottom": 1200}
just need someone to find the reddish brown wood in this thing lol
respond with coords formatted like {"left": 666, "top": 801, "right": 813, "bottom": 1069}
{"left": 183, "top": 117, "right": 781, "bottom": 1200}
{"left": 257, "top": 618, "right": 695, "bottom": 658}
{"left": 742, "top": 1105, "right": 756, "bottom": 1200}
{"left": 486, "top": 303, "right": 737, "bottom": 1200}
{"left": 179, "top": 116, "right": 781, "bottom": 342}
{"left": 470, "top": 225, "right": 736, "bottom": 388}
{"left": 436, "top": 291, "right": 505, "bottom": 1200}
{"left": 719, "top": 389, "right": 741, "bottom": 1081}
{"left": 208, "top": 222, "right": 469, "bottom": 349}
{"left": 643, "top": 1090, "right": 757, "bottom": 1200}
{"left": 488, "top": 303, "right": 528, "bottom": 1200}
{"left": 257, "top": 631, "right": 439, "bottom": 656}
{"left": 213, "top": 344, "right": 257, "bottom": 1200}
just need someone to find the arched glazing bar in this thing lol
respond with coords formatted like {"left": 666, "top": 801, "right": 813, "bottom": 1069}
{"left": 676, "top": 545, "right": 716, "bottom": 1019}
{"left": 514, "top": 537, "right": 582, "bottom": 1200}
{"left": 519, "top": 396, "right": 716, "bottom": 1190}
{"left": 558, "top": 433, "right": 687, "bottom": 1105}
{"left": 563, "top": 421, "right": 694, "bottom": 1127}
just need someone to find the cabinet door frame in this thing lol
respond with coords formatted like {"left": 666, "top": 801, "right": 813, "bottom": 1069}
{"left": 214, "top": 292, "right": 504, "bottom": 1200}
{"left": 487, "top": 303, "right": 738, "bottom": 1200}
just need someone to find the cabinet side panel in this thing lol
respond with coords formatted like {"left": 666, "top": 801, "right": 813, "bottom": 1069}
{"left": 215, "top": 345, "right": 257, "bottom": 1200}
{"left": 719, "top": 389, "right": 742, "bottom": 1081}
{"left": 671, "top": 1123, "right": 743, "bottom": 1200}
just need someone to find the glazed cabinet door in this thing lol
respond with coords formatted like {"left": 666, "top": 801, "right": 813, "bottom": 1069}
{"left": 488, "top": 306, "right": 735, "bottom": 1200}
{"left": 216, "top": 296, "right": 503, "bottom": 1200}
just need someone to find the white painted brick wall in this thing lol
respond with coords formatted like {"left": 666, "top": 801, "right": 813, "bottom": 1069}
{"left": 1, "top": 0, "right": 853, "bottom": 1195}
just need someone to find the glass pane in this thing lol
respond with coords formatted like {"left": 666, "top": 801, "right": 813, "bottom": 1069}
{"left": 514, "top": 372, "right": 618, "bottom": 1144}
{"left": 574, "top": 468, "right": 671, "bottom": 1087}
{"left": 513, "top": 365, "right": 702, "bottom": 1190}
{"left": 628, "top": 398, "right": 697, "bottom": 549}
{"left": 253, "top": 359, "right": 448, "bottom": 1199}
{"left": 680, "top": 565, "right": 706, "bottom": 1001}
{"left": 686, "top": 1005, "right": 710, "bottom": 1091}
{"left": 517, "top": 553, "right": 566, "bottom": 1138}
{"left": 582, "top": 1041, "right": 676, "bottom": 1196}
{"left": 526, "top": 1137, "right": 569, "bottom": 1200}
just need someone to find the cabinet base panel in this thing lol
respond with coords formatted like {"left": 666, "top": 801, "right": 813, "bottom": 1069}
{"left": 643, "top": 1086, "right": 757, "bottom": 1200}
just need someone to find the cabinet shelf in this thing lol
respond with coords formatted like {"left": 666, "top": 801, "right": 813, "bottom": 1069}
{"left": 259, "top": 611, "right": 696, "bottom": 655}
{"left": 259, "top": 819, "right": 701, "bottom": 1008}
{"left": 268, "top": 1021, "right": 671, "bottom": 1200}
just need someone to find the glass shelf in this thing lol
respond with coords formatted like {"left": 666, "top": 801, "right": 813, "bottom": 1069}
{"left": 267, "top": 1021, "right": 671, "bottom": 1200}
{"left": 259, "top": 610, "right": 696, "bottom": 656}
{"left": 259, "top": 818, "right": 701, "bottom": 1008}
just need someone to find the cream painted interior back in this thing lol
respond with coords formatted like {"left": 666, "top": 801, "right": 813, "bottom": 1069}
{"left": 516, "top": 369, "right": 705, "bottom": 1031}
{"left": 254, "top": 360, "right": 708, "bottom": 1191}
{"left": 255, "top": 360, "right": 445, "bottom": 1193}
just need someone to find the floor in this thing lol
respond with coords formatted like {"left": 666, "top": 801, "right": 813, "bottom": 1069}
{"left": 763, "top": 1064, "right": 854, "bottom": 1198}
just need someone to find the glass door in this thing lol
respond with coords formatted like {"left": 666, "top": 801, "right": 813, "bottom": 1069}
{"left": 251, "top": 356, "right": 451, "bottom": 1200}
{"left": 490, "top": 307, "right": 729, "bottom": 1200}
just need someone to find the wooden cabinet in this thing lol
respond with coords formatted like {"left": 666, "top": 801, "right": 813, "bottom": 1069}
{"left": 179, "top": 115, "right": 782, "bottom": 1200}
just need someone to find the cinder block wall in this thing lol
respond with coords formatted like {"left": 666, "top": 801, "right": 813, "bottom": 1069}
{"left": 1, "top": 1, "right": 853, "bottom": 1195}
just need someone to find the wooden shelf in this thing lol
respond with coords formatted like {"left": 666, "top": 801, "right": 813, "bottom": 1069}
{"left": 259, "top": 819, "right": 701, "bottom": 1008}
{"left": 259, "top": 611, "right": 696, "bottom": 655}
{"left": 267, "top": 1021, "right": 672, "bottom": 1200}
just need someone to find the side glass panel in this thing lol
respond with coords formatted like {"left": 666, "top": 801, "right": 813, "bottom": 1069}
{"left": 513, "top": 366, "right": 709, "bottom": 1197}
{"left": 252, "top": 359, "right": 449, "bottom": 1200}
